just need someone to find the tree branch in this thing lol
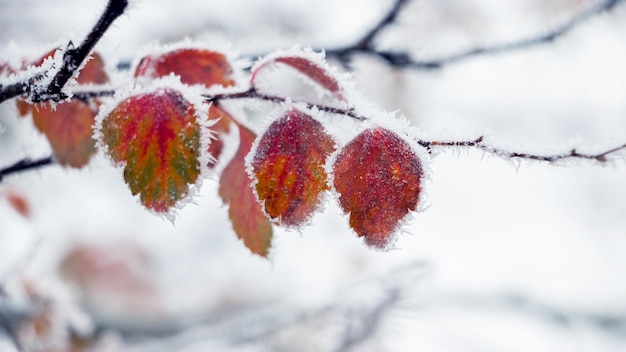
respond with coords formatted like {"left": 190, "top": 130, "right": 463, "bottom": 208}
{"left": 205, "top": 88, "right": 368, "bottom": 121}
{"left": 0, "top": 157, "right": 55, "bottom": 182}
{"left": 326, "top": 0, "right": 626, "bottom": 70}
{"left": 0, "top": 0, "right": 128, "bottom": 104}
{"left": 354, "top": 0, "right": 411, "bottom": 51}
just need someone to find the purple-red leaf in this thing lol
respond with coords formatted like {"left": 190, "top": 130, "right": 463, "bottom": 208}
{"left": 219, "top": 121, "right": 273, "bottom": 257}
{"left": 135, "top": 48, "right": 236, "bottom": 88}
{"left": 251, "top": 54, "right": 344, "bottom": 100}
{"left": 250, "top": 108, "right": 336, "bottom": 227}
{"left": 332, "top": 127, "right": 424, "bottom": 248}
{"left": 100, "top": 88, "right": 202, "bottom": 214}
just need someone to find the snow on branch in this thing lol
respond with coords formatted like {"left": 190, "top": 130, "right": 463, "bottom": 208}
{"left": 326, "top": 0, "right": 626, "bottom": 70}
{"left": 0, "top": 0, "right": 128, "bottom": 104}
{"left": 2, "top": 85, "right": 625, "bottom": 183}
{"left": 419, "top": 137, "right": 626, "bottom": 163}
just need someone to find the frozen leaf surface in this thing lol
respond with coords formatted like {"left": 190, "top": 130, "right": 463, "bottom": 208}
{"left": 252, "top": 54, "right": 344, "bottom": 100}
{"left": 250, "top": 108, "right": 336, "bottom": 227}
{"left": 332, "top": 127, "right": 423, "bottom": 248}
{"left": 21, "top": 52, "right": 109, "bottom": 167}
{"left": 135, "top": 48, "right": 235, "bottom": 88}
{"left": 100, "top": 89, "right": 202, "bottom": 214}
{"left": 219, "top": 121, "right": 273, "bottom": 257}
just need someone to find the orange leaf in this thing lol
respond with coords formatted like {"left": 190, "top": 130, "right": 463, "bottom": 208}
{"left": 23, "top": 51, "right": 109, "bottom": 167}
{"left": 135, "top": 48, "right": 236, "bottom": 88}
{"left": 219, "top": 121, "right": 273, "bottom": 257}
{"left": 100, "top": 88, "right": 202, "bottom": 213}
{"left": 4, "top": 189, "right": 31, "bottom": 218}
{"left": 32, "top": 101, "right": 97, "bottom": 167}
{"left": 250, "top": 108, "right": 336, "bottom": 226}
{"left": 332, "top": 127, "right": 424, "bottom": 248}
{"left": 251, "top": 54, "right": 344, "bottom": 100}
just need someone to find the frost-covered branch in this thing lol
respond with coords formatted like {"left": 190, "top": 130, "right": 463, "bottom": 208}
{"left": 0, "top": 0, "right": 128, "bottom": 104}
{"left": 419, "top": 136, "right": 626, "bottom": 163}
{"left": 205, "top": 88, "right": 368, "bottom": 121}
{"left": 0, "top": 156, "right": 55, "bottom": 182}
{"left": 326, "top": 0, "right": 626, "bottom": 70}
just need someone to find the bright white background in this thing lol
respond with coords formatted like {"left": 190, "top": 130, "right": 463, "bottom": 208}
{"left": 1, "top": 0, "right": 625, "bottom": 351}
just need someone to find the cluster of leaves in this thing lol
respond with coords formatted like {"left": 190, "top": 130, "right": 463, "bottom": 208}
{"left": 0, "top": 45, "right": 425, "bottom": 257}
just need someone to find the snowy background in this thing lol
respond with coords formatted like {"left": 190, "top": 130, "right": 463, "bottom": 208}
{"left": 1, "top": 0, "right": 626, "bottom": 351}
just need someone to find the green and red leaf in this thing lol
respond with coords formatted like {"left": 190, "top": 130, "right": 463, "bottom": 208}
{"left": 332, "top": 127, "right": 424, "bottom": 248}
{"left": 134, "top": 48, "right": 236, "bottom": 88}
{"left": 219, "top": 121, "right": 273, "bottom": 257}
{"left": 100, "top": 88, "right": 202, "bottom": 214}
{"left": 134, "top": 47, "right": 237, "bottom": 167}
{"left": 250, "top": 108, "right": 336, "bottom": 227}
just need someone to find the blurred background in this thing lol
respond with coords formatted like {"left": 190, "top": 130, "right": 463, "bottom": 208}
{"left": 1, "top": 0, "right": 626, "bottom": 351}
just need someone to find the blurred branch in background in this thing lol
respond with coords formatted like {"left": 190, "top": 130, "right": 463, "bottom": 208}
{"left": 4, "top": 261, "right": 623, "bottom": 351}
{"left": 326, "top": 0, "right": 626, "bottom": 69}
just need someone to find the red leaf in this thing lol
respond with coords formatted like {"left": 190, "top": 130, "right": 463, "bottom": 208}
{"left": 29, "top": 52, "right": 109, "bottom": 167}
{"left": 332, "top": 127, "right": 424, "bottom": 248}
{"left": 206, "top": 105, "right": 233, "bottom": 168}
{"left": 251, "top": 54, "right": 344, "bottom": 100}
{"left": 100, "top": 88, "right": 202, "bottom": 213}
{"left": 0, "top": 61, "right": 15, "bottom": 76}
{"left": 250, "top": 108, "right": 336, "bottom": 226}
{"left": 135, "top": 48, "right": 236, "bottom": 88}
{"left": 74, "top": 51, "right": 109, "bottom": 85}
{"left": 219, "top": 121, "right": 273, "bottom": 257}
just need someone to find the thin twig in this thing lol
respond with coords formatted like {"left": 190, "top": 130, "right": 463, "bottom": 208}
{"left": 0, "top": 157, "right": 55, "bottom": 182}
{"left": 205, "top": 88, "right": 368, "bottom": 121}
{"left": 327, "top": 0, "right": 625, "bottom": 70}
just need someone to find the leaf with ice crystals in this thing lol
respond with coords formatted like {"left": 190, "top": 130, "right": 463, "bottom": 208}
{"left": 134, "top": 47, "right": 237, "bottom": 168}
{"left": 100, "top": 88, "right": 202, "bottom": 214}
{"left": 135, "top": 48, "right": 236, "bottom": 88}
{"left": 250, "top": 108, "right": 336, "bottom": 227}
{"left": 206, "top": 105, "right": 234, "bottom": 168}
{"left": 22, "top": 51, "right": 109, "bottom": 167}
{"left": 219, "top": 121, "right": 273, "bottom": 257}
{"left": 251, "top": 49, "right": 344, "bottom": 100}
{"left": 332, "top": 127, "right": 424, "bottom": 249}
